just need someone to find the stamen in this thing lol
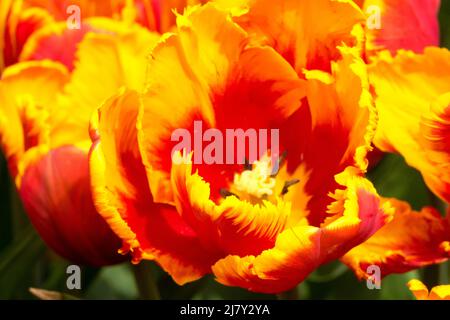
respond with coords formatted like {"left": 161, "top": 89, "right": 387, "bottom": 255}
{"left": 271, "top": 150, "right": 288, "bottom": 177}
{"left": 233, "top": 155, "right": 276, "bottom": 198}
{"left": 281, "top": 179, "right": 300, "bottom": 196}
{"left": 243, "top": 158, "right": 252, "bottom": 171}
{"left": 220, "top": 188, "right": 240, "bottom": 199}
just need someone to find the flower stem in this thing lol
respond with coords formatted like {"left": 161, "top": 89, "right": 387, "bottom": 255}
{"left": 132, "top": 262, "right": 161, "bottom": 300}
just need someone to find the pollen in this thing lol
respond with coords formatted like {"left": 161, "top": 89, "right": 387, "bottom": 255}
{"left": 233, "top": 155, "right": 276, "bottom": 198}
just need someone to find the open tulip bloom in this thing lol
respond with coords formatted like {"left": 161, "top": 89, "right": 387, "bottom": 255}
{"left": 0, "top": 0, "right": 449, "bottom": 300}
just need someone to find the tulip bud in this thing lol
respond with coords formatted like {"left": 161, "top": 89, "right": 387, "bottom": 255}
{"left": 19, "top": 145, "right": 125, "bottom": 266}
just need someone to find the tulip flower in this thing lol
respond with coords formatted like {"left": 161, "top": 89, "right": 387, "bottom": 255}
{"left": 89, "top": 2, "right": 395, "bottom": 293}
{"left": 408, "top": 279, "right": 450, "bottom": 300}
{"left": 0, "top": 18, "right": 159, "bottom": 266}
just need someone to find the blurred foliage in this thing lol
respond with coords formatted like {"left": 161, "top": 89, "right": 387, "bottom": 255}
{"left": 1, "top": 4, "right": 450, "bottom": 300}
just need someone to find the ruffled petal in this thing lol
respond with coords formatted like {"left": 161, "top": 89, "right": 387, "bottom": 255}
{"left": 0, "top": 60, "right": 68, "bottom": 178}
{"left": 362, "top": 0, "right": 440, "bottom": 55}
{"left": 170, "top": 154, "right": 292, "bottom": 257}
{"left": 342, "top": 198, "right": 450, "bottom": 279}
{"left": 90, "top": 89, "right": 221, "bottom": 284}
{"left": 235, "top": 0, "right": 365, "bottom": 73}
{"left": 1, "top": 1, "right": 54, "bottom": 68}
{"left": 419, "top": 93, "right": 450, "bottom": 201}
{"left": 408, "top": 279, "right": 450, "bottom": 300}
{"left": 212, "top": 172, "right": 391, "bottom": 293}
{"left": 371, "top": 48, "right": 450, "bottom": 202}
{"left": 289, "top": 46, "right": 376, "bottom": 226}
{"left": 59, "top": 21, "right": 159, "bottom": 142}
{"left": 138, "top": 3, "right": 305, "bottom": 203}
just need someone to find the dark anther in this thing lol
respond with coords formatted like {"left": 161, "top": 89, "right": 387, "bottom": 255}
{"left": 220, "top": 188, "right": 240, "bottom": 199}
{"left": 243, "top": 158, "right": 252, "bottom": 171}
{"left": 281, "top": 179, "right": 300, "bottom": 196}
{"left": 271, "top": 150, "right": 288, "bottom": 177}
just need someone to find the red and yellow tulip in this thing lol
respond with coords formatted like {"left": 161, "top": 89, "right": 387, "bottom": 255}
{"left": 88, "top": 2, "right": 397, "bottom": 293}
{"left": 0, "top": 6, "right": 159, "bottom": 266}
{"left": 0, "top": 0, "right": 449, "bottom": 295}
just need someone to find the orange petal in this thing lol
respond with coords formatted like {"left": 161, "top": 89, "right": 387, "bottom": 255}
{"left": 419, "top": 93, "right": 450, "bottom": 201}
{"left": 58, "top": 21, "right": 159, "bottom": 142}
{"left": 139, "top": 3, "right": 305, "bottom": 203}
{"left": 293, "top": 46, "right": 376, "bottom": 226}
{"left": 362, "top": 0, "right": 440, "bottom": 55}
{"left": 19, "top": 21, "right": 94, "bottom": 71}
{"left": 90, "top": 89, "right": 221, "bottom": 284}
{"left": 23, "top": 0, "right": 126, "bottom": 20}
{"left": 371, "top": 48, "right": 450, "bottom": 202}
{"left": 342, "top": 198, "right": 450, "bottom": 279}
{"left": 0, "top": 60, "right": 68, "bottom": 178}
{"left": 236, "top": 0, "right": 365, "bottom": 73}
{"left": 2, "top": 3, "right": 53, "bottom": 68}
{"left": 212, "top": 172, "right": 391, "bottom": 293}
{"left": 171, "top": 154, "right": 291, "bottom": 257}
{"left": 408, "top": 279, "right": 450, "bottom": 300}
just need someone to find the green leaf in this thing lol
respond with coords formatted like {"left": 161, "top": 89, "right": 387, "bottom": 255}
{"left": 367, "top": 154, "right": 432, "bottom": 210}
{"left": 0, "top": 151, "right": 13, "bottom": 251}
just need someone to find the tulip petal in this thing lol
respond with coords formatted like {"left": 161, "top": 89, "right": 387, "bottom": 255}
{"left": 20, "top": 145, "right": 124, "bottom": 266}
{"left": 171, "top": 156, "right": 292, "bottom": 257}
{"left": 19, "top": 21, "right": 93, "bottom": 71}
{"left": 2, "top": 3, "right": 53, "bottom": 68}
{"left": 236, "top": 0, "right": 365, "bottom": 73}
{"left": 90, "top": 89, "right": 222, "bottom": 284}
{"left": 59, "top": 22, "right": 158, "bottom": 142}
{"left": 363, "top": 0, "right": 440, "bottom": 55}
{"left": 408, "top": 279, "right": 450, "bottom": 300}
{"left": 212, "top": 173, "right": 391, "bottom": 293}
{"left": 342, "top": 198, "right": 450, "bottom": 279}
{"left": 289, "top": 46, "right": 376, "bottom": 226}
{"left": 138, "top": 3, "right": 305, "bottom": 203}
{"left": 0, "top": 60, "right": 68, "bottom": 178}
{"left": 371, "top": 48, "right": 450, "bottom": 202}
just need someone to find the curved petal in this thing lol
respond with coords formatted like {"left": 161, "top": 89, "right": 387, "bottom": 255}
{"left": 90, "top": 89, "right": 221, "bottom": 284}
{"left": 235, "top": 0, "right": 365, "bottom": 73}
{"left": 342, "top": 198, "right": 450, "bottom": 279}
{"left": 23, "top": 0, "right": 126, "bottom": 20}
{"left": 371, "top": 48, "right": 450, "bottom": 202}
{"left": 20, "top": 145, "right": 125, "bottom": 266}
{"left": 362, "top": 0, "right": 440, "bottom": 55}
{"left": 408, "top": 279, "right": 450, "bottom": 300}
{"left": 293, "top": 46, "right": 377, "bottom": 226}
{"left": 212, "top": 172, "right": 391, "bottom": 293}
{"left": 19, "top": 21, "right": 94, "bottom": 71}
{"left": 0, "top": 60, "right": 68, "bottom": 178}
{"left": 138, "top": 3, "right": 305, "bottom": 203}
{"left": 2, "top": 3, "right": 53, "bottom": 68}
{"left": 170, "top": 155, "right": 292, "bottom": 257}
{"left": 419, "top": 93, "right": 450, "bottom": 201}
{"left": 58, "top": 22, "right": 159, "bottom": 143}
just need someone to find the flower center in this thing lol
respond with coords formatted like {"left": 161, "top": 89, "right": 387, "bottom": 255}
{"left": 219, "top": 152, "right": 300, "bottom": 205}
{"left": 233, "top": 155, "right": 276, "bottom": 199}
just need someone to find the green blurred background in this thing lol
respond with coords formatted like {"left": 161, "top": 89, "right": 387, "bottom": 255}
{"left": 1, "top": 2, "right": 450, "bottom": 300}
